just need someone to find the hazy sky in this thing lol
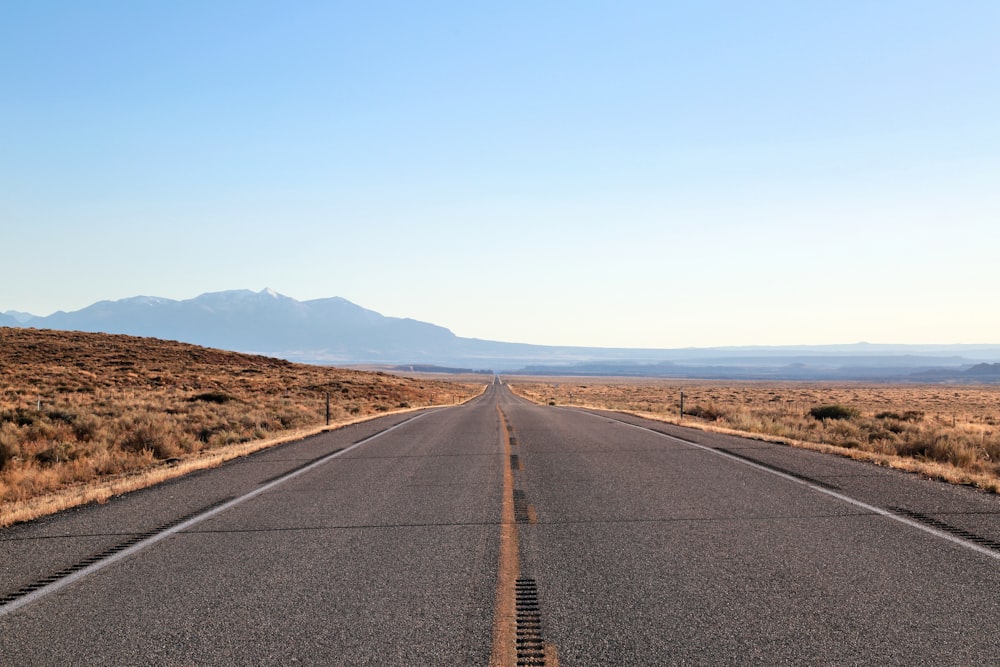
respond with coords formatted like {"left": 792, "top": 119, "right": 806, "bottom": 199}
{"left": 3, "top": 2, "right": 998, "bottom": 348}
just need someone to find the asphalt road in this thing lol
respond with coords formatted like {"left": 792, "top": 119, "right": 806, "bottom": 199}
{"left": 2, "top": 381, "right": 998, "bottom": 665}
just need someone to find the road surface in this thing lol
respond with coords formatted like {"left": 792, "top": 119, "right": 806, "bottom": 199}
{"left": 2, "top": 381, "right": 998, "bottom": 665}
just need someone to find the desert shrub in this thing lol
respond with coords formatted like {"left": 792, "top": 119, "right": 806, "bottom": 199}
{"left": 276, "top": 411, "right": 300, "bottom": 428}
{"left": 866, "top": 429, "right": 897, "bottom": 444}
{"left": 882, "top": 420, "right": 908, "bottom": 434}
{"left": 896, "top": 431, "right": 976, "bottom": 468}
{"left": 188, "top": 391, "right": 235, "bottom": 404}
{"left": 984, "top": 438, "right": 1000, "bottom": 463}
{"left": 1, "top": 408, "right": 40, "bottom": 427}
{"left": 195, "top": 424, "right": 226, "bottom": 444}
{"left": 34, "top": 443, "right": 77, "bottom": 466}
{"left": 809, "top": 405, "right": 860, "bottom": 421}
{"left": 725, "top": 410, "right": 766, "bottom": 432}
{"left": 875, "top": 410, "right": 924, "bottom": 422}
{"left": 685, "top": 404, "right": 724, "bottom": 420}
{"left": 118, "top": 421, "right": 179, "bottom": 460}
{"left": 45, "top": 409, "right": 76, "bottom": 424}
{"left": 209, "top": 429, "right": 247, "bottom": 447}
{"left": 0, "top": 438, "right": 14, "bottom": 471}
{"left": 21, "top": 419, "right": 62, "bottom": 444}
{"left": 828, "top": 419, "right": 862, "bottom": 437}
{"left": 72, "top": 415, "right": 101, "bottom": 442}
{"left": 92, "top": 448, "right": 152, "bottom": 476}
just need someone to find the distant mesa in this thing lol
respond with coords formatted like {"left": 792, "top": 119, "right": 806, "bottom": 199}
{"left": 381, "top": 364, "right": 493, "bottom": 375}
{"left": 966, "top": 363, "right": 1000, "bottom": 376}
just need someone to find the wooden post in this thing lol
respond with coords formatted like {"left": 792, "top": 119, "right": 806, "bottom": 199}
{"left": 680, "top": 391, "right": 685, "bottom": 419}
{"left": 326, "top": 392, "right": 331, "bottom": 426}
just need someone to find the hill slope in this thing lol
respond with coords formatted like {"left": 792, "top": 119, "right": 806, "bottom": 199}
{"left": 0, "top": 328, "right": 481, "bottom": 523}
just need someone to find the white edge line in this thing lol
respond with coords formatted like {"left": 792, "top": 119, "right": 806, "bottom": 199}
{"left": 0, "top": 410, "right": 435, "bottom": 618}
{"left": 577, "top": 408, "right": 1000, "bottom": 562}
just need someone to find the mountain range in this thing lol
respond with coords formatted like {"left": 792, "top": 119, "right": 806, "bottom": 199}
{"left": 4, "top": 289, "right": 462, "bottom": 364}
{"left": 5, "top": 289, "right": 1000, "bottom": 381}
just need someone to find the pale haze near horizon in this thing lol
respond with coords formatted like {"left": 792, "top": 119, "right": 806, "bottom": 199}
{"left": 2, "top": 2, "right": 998, "bottom": 348}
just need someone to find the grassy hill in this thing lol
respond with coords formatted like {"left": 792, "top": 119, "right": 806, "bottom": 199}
{"left": 0, "top": 328, "right": 481, "bottom": 525}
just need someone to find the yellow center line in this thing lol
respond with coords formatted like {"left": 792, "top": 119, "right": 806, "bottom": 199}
{"left": 490, "top": 404, "right": 519, "bottom": 667}
{"left": 491, "top": 401, "right": 559, "bottom": 666}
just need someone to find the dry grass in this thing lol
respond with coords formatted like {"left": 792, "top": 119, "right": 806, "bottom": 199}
{"left": 0, "top": 328, "right": 482, "bottom": 525}
{"left": 508, "top": 377, "right": 1000, "bottom": 493}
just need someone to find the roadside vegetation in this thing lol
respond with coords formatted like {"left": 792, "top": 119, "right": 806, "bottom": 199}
{"left": 0, "top": 328, "right": 481, "bottom": 525}
{"left": 509, "top": 378, "right": 1000, "bottom": 492}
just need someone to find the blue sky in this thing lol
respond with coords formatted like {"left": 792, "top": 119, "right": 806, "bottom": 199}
{"left": 3, "top": 1, "right": 998, "bottom": 347}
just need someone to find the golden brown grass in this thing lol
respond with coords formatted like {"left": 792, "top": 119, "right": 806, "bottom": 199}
{"left": 0, "top": 328, "right": 482, "bottom": 525}
{"left": 508, "top": 377, "right": 1000, "bottom": 493}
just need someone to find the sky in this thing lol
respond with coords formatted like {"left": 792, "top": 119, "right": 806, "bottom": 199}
{"left": 2, "top": 1, "right": 998, "bottom": 348}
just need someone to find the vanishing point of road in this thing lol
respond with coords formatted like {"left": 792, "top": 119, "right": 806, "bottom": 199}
{"left": 2, "top": 381, "right": 999, "bottom": 665}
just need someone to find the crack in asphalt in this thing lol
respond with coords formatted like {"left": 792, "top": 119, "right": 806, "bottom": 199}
{"left": 175, "top": 512, "right": 880, "bottom": 534}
